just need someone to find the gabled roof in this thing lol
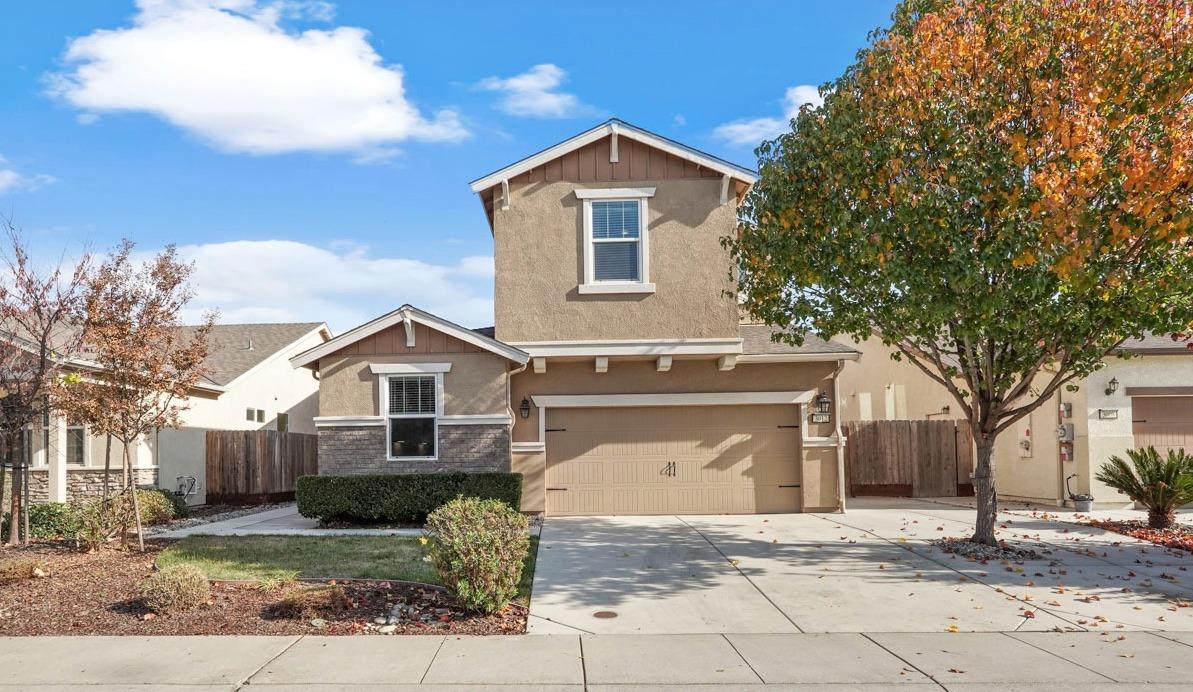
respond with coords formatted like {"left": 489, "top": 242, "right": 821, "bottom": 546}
{"left": 289, "top": 306, "right": 529, "bottom": 369}
{"left": 181, "top": 322, "right": 330, "bottom": 387}
{"left": 468, "top": 118, "right": 758, "bottom": 193}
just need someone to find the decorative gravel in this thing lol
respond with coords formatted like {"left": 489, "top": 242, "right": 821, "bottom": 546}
{"left": 932, "top": 536, "right": 1043, "bottom": 562}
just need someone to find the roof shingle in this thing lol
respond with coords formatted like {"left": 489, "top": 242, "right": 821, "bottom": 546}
{"left": 739, "top": 324, "right": 859, "bottom": 356}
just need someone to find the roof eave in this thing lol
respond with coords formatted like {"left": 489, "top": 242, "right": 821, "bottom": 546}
{"left": 468, "top": 118, "right": 758, "bottom": 194}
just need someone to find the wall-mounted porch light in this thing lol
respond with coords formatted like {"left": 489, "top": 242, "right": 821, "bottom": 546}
{"left": 1104, "top": 377, "right": 1119, "bottom": 396}
{"left": 814, "top": 392, "right": 832, "bottom": 415}
{"left": 519, "top": 397, "right": 532, "bottom": 419}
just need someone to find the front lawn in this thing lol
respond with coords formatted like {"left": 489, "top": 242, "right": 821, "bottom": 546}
{"left": 0, "top": 534, "right": 540, "bottom": 636}
{"left": 157, "top": 535, "right": 439, "bottom": 583}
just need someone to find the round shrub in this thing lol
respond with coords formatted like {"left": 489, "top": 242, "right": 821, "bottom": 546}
{"left": 423, "top": 497, "right": 529, "bottom": 614}
{"left": 113, "top": 488, "right": 181, "bottom": 526}
{"left": 140, "top": 564, "right": 210, "bottom": 613}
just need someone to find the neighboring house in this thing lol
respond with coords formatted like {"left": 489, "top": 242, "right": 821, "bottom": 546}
{"left": 839, "top": 334, "right": 1193, "bottom": 507}
{"left": 7, "top": 322, "right": 329, "bottom": 506}
{"left": 291, "top": 119, "right": 859, "bottom": 516}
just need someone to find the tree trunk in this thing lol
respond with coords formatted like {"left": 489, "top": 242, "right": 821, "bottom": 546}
{"left": 6, "top": 440, "right": 22, "bottom": 547}
{"left": 0, "top": 436, "right": 7, "bottom": 545}
{"left": 1148, "top": 506, "right": 1174, "bottom": 530}
{"left": 971, "top": 434, "right": 998, "bottom": 546}
{"left": 21, "top": 459, "right": 29, "bottom": 546}
{"left": 102, "top": 435, "right": 112, "bottom": 502}
{"left": 124, "top": 443, "right": 144, "bottom": 552}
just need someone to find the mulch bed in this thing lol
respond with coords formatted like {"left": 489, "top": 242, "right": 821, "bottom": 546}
{"left": 0, "top": 541, "right": 525, "bottom": 636}
{"left": 1085, "top": 518, "right": 1193, "bottom": 553}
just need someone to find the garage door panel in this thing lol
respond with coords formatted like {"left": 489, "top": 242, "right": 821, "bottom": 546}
{"left": 1133, "top": 396, "right": 1193, "bottom": 456}
{"left": 545, "top": 404, "right": 802, "bottom": 516}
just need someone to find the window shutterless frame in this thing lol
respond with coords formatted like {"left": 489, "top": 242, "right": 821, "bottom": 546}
{"left": 379, "top": 373, "right": 443, "bottom": 461}
{"left": 580, "top": 192, "right": 654, "bottom": 293}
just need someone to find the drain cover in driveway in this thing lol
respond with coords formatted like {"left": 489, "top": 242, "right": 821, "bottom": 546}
{"left": 592, "top": 611, "right": 618, "bottom": 619}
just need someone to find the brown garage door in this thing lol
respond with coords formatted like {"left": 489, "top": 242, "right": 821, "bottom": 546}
{"left": 544, "top": 404, "right": 801, "bottom": 516}
{"left": 1133, "top": 396, "right": 1193, "bottom": 455}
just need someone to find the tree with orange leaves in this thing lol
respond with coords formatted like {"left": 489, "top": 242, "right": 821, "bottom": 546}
{"left": 55, "top": 240, "right": 213, "bottom": 551}
{"left": 729, "top": 0, "right": 1193, "bottom": 545}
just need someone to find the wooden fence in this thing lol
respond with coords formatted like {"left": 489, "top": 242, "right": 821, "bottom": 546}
{"left": 845, "top": 420, "right": 974, "bottom": 498}
{"left": 205, "top": 430, "right": 318, "bottom": 504}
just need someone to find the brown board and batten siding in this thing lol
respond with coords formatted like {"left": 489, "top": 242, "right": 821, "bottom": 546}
{"left": 481, "top": 135, "right": 748, "bottom": 225}
{"left": 328, "top": 321, "right": 487, "bottom": 357}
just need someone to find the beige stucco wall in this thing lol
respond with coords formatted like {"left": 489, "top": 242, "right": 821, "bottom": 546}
{"left": 493, "top": 178, "right": 741, "bottom": 343}
{"left": 317, "top": 352, "right": 510, "bottom": 418}
{"left": 838, "top": 337, "right": 959, "bottom": 422}
{"left": 510, "top": 359, "right": 843, "bottom": 512}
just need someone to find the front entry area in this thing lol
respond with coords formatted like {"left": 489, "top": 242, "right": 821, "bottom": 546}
{"left": 543, "top": 404, "right": 801, "bottom": 516}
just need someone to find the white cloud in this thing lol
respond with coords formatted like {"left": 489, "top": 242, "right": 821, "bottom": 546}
{"left": 713, "top": 85, "right": 824, "bottom": 147}
{"left": 165, "top": 239, "right": 494, "bottom": 332}
{"left": 48, "top": 0, "right": 468, "bottom": 157}
{"left": 0, "top": 155, "right": 55, "bottom": 194}
{"left": 477, "top": 64, "right": 587, "bottom": 118}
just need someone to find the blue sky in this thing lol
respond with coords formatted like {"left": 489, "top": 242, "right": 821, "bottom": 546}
{"left": 0, "top": 0, "right": 896, "bottom": 331}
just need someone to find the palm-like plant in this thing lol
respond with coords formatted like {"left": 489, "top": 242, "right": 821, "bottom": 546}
{"left": 1096, "top": 447, "right": 1193, "bottom": 529}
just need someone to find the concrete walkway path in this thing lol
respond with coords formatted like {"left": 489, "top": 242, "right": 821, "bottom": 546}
{"left": 3, "top": 632, "right": 1193, "bottom": 690}
{"left": 530, "top": 498, "right": 1193, "bottom": 634}
{"left": 157, "top": 504, "right": 423, "bottom": 538}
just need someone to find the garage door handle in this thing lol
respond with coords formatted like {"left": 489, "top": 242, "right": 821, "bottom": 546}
{"left": 779, "top": 484, "right": 801, "bottom": 488}
{"left": 546, "top": 487, "right": 568, "bottom": 491}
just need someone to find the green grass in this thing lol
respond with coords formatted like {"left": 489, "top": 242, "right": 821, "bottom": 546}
{"left": 158, "top": 534, "right": 541, "bottom": 604}
{"left": 158, "top": 536, "right": 439, "bottom": 583}
{"left": 516, "top": 536, "right": 539, "bottom": 606}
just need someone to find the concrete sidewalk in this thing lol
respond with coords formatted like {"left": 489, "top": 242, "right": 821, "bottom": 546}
{"left": 157, "top": 504, "right": 422, "bottom": 538}
{"left": 3, "top": 632, "right": 1193, "bottom": 690}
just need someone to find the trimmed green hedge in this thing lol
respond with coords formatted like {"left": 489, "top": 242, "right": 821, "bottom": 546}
{"left": 296, "top": 473, "right": 522, "bottom": 523}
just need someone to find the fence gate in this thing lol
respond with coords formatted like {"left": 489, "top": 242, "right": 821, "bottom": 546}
{"left": 205, "top": 430, "right": 318, "bottom": 504}
{"left": 845, "top": 420, "right": 974, "bottom": 498}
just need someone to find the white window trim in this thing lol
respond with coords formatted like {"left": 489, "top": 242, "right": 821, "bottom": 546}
{"left": 580, "top": 193, "right": 653, "bottom": 294}
{"left": 380, "top": 373, "right": 443, "bottom": 462}
{"left": 369, "top": 362, "right": 452, "bottom": 374}
{"left": 66, "top": 421, "right": 89, "bottom": 466}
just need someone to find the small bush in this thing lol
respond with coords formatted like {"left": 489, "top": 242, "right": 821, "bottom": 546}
{"left": 74, "top": 498, "right": 121, "bottom": 552}
{"left": 423, "top": 497, "right": 529, "bottom": 614}
{"left": 297, "top": 473, "right": 522, "bottom": 524}
{"left": 30, "top": 502, "right": 83, "bottom": 540}
{"left": 268, "top": 584, "right": 348, "bottom": 620}
{"left": 140, "top": 564, "right": 210, "bottom": 613}
{"left": 1096, "top": 447, "right": 1193, "bottom": 529}
{"left": 0, "top": 558, "right": 47, "bottom": 582}
{"left": 115, "top": 488, "right": 182, "bottom": 526}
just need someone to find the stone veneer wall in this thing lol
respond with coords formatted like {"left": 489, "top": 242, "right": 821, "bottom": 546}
{"left": 4, "top": 467, "right": 159, "bottom": 506}
{"left": 318, "top": 424, "right": 511, "bottom": 475}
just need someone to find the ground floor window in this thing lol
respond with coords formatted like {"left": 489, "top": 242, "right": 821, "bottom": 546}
{"left": 386, "top": 375, "right": 438, "bottom": 459}
{"left": 67, "top": 421, "right": 86, "bottom": 465}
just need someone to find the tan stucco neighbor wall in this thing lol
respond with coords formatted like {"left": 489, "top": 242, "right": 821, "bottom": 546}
{"left": 509, "top": 359, "right": 843, "bottom": 512}
{"left": 317, "top": 353, "right": 510, "bottom": 418}
{"left": 493, "top": 178, "right": 741, "bottom": 343}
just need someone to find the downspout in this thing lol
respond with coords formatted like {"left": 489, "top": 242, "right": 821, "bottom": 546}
{"left": 832, "top": 359, "right": 847, "bottom": 513}
{"left": 505, "top": 361, "right": 529, "bottom": 430}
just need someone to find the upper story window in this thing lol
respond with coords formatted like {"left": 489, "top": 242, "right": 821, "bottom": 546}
{"left": 592, "top": 200, "right": 641, "bottom": 281}
{"left": 577, "top": 187, "right": 656, "bottom": 294}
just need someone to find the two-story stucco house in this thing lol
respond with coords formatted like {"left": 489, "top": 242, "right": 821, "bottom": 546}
{"left": 291, "top": 120, "right": 859, "bottom": 515}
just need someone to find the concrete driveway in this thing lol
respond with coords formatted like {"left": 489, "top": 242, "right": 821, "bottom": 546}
{"left": 528, "top": 498, "right": 1193, "bottom": 634}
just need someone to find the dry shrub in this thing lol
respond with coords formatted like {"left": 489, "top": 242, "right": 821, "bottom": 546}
{"left": 269, "top": 585, "right": 347, "bottom": 619}
{"left": 0, "top": 558, "right": 47, "bottom": 582}
{"left": 140, "top": 564, "right": 210, "bottom": 613}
